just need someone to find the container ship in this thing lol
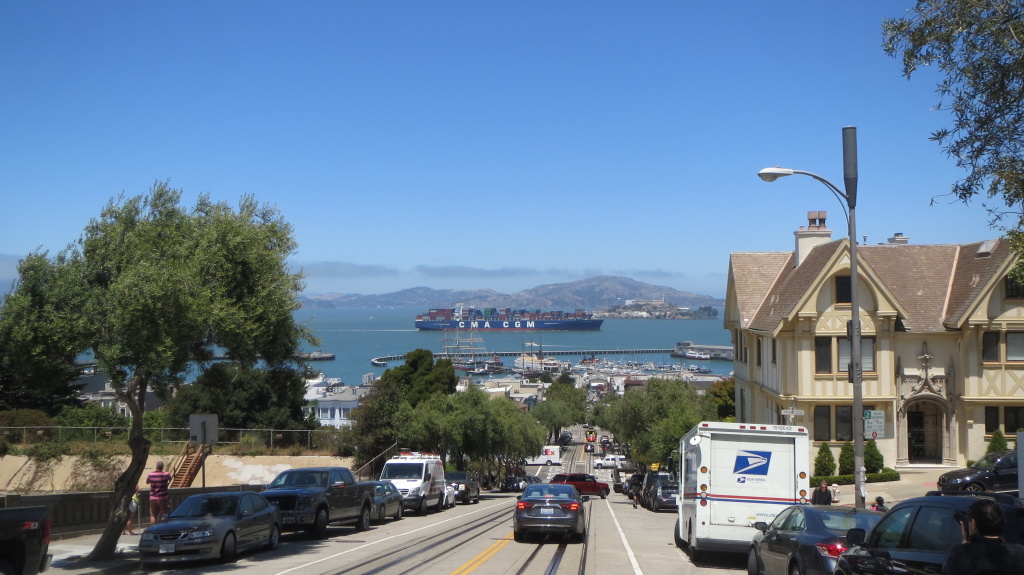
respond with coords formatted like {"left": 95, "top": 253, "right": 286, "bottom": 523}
{"left": 415, "top": 304, "right": 603, "bottom": 331}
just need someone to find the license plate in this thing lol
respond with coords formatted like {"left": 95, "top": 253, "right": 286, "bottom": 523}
{"left": 541, "top": 507, "right": 554, "bottom": 515}
{"left": 159, "top": 543, "right": 176, "bottom": 554}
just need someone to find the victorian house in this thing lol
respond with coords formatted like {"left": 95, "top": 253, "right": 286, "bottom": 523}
{"left": 725, "top": 211, "right": 1022, "bottom": 466}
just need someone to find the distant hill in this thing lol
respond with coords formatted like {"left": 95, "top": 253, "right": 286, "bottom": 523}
{"left": 300, "top": 276, "right": 724, "bottom": 311}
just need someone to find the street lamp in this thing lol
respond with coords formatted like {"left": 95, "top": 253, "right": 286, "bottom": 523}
{"left": 758, "top": 126, "right": 864, "bottom": 509}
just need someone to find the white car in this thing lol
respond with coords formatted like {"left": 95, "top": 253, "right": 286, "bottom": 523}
{"left": 595, "top": 455, "right": 624, "bottom": 469}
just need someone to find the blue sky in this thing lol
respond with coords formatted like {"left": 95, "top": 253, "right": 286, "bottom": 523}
{"left": 0, "top": 2, "right": 998, "bottom": 300}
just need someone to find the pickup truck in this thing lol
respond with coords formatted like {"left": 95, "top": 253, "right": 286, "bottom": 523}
{"left": 260, "top": 467, "right": 374, "bottom": 539}
{"left": 0, "top": 506, "right": 51, "bottom": 575}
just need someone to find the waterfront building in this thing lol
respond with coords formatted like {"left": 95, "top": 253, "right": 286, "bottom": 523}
{"left": 725, "top": 211, "right": 1023, "bottom": 466}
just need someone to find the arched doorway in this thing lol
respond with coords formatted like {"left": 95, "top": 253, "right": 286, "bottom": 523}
{"left": 906, "top": 400, "right": 944, "bottom": 464}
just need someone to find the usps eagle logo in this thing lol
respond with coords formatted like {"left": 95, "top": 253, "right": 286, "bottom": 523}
{"left": 733, "top": 451, "right": 771, "bottom": 475}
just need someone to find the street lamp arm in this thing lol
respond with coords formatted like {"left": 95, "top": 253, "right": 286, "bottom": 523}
{"left": 757, "top": 167, "right": 850, "bottom": 221}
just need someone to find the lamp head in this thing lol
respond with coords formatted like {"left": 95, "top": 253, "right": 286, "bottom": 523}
{"left": 758, "top": 167, "right": 794, "bottom": 182}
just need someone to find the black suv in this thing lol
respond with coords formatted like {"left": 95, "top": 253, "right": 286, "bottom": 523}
{"left": 446, "top": 471, "right": 481, "bottom": 504}
{"left": 833, "top": 491, "right": 1024, "bottom": 575}
{"left": 937, "top": 450, "right": 1018, "bottom": 493}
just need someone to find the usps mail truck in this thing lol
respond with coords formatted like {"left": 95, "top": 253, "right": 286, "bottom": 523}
{"left": 525, "top": 445, "right": 562, "bottom": 466}
{"left": 675, "top": 422, "right": 810, "bottom": 558}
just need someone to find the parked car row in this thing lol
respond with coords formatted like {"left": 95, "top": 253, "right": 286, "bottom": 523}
{"left": 745, "top": 488, "right": 1024, "bottom": 575}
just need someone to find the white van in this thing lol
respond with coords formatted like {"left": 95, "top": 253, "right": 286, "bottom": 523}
{"left": 379, "top": 452, "right": 447, "bottom": 514}
{"left": 525, "top": 445, "right": 562, "bottom": 466}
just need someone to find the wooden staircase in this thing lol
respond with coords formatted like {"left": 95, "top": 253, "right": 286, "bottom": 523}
{"left": 169, "top": 443, "right": 211, "bottom": 488}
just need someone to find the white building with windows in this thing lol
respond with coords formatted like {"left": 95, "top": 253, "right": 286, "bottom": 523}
{"left": 725, "top": 211, "right": 1022, "bottom": 467}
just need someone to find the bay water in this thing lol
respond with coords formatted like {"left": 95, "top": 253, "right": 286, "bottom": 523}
{"left": 294, "top": 307, "right": 732, "bottom": 385}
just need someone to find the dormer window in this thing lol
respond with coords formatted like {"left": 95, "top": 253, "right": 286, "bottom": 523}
{"left": 836, "top": 276, "right": 852, "bottom": 304}
{"left": 1006, "top": 277, "right": 1024, "bottom": 299}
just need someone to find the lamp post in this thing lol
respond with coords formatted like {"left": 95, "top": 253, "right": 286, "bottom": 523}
{"left": 758, "top": 126, "right": 864, "bottom": 509}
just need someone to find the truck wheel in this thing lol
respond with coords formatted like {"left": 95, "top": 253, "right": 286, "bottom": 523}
{"left": 674, "top": 518, "right": 686, "bottom": 549}
{"left": 473, "top": 489, "right": 480, "bottom": 504}
{"left": 418, "top": 497, "right": 428, "bottom": 515}
{"left": 356, "top": 505, "right": 371, "bottom": 531}
{"left": 220, "top": 531, "right": 237, "bottom": 562}
{"left": 309, "top": 507, "right": 329, "bottom": 539}
{"left": 0, "top": 560, "right": 14, "bottom": 575}
{"left": 434, "top": 494, "right": 444, "bottom": 513}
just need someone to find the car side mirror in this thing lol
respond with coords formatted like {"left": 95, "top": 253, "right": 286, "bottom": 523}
{"left": 516, "top": 495, "right": 522, "bottom": 500}
{"left": 754, "top": 521, "right": 768, "bottom": 532}
{"left": 582, "top": 496, "right": 590, "bottom": 502}
{"left": 846, "top": 528, "right": 866, "bottom": 546}
{"left": 332, "top": 481, "right": 346, "bottom": 488}
{"left": 242, "top": 509, "right": 252, "bottom": 517}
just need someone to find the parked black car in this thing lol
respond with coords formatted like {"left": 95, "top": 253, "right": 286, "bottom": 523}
{"left": 502, "top": 475, "right": 527, "bottom": 492}
{"left": 748, "top": 505, "right": 881, "bottom": 575}
{"left": 937, "top": 450, "right": 1018, "bottom": 493}
{"left": 833, "top": 491, "right": 1024, "bottom": 575}
{"left": 447, "top": 471, "right": 481, "bottom": 504}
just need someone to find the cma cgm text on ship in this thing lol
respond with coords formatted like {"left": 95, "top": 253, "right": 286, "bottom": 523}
{"left": 414, "top": 305, "right": 603, "bottom": 331}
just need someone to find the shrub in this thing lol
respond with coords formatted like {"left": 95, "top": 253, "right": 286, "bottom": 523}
{"left": 814, "top": 442, "right": 836, "bottom": 477}
{"left": 838, "top": 442, "right": 855, "bottom": 475}
{"left": 864, "top": 439, "right": 884, "bottom": 473}
{"left": 229, "top": 433, "right": 268, "bottom": 456}
{"left": 987, "top": 429, "right": 1009, "bottom": 453}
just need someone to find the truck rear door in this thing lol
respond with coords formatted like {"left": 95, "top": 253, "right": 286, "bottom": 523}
{"left": 709, "top": 433, "right": 797, "bottom": 527}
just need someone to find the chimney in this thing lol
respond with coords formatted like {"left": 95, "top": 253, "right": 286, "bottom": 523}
{"left": 794, "top": 210, "right": 832, "bottom": 266}
{"left": 887, "top": 233, "right": 909, "bottom": 245}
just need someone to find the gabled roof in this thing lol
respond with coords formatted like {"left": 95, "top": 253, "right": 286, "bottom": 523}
{"left": 729, "top": 237, "right": 1015, "bottom": 335}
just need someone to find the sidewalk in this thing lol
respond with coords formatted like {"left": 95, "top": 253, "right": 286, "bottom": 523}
{"left": 48, "top": 532, "right": 139, "bottom": 575}
{"left": 831, "top": 465, "right": 947, "bottom": 507}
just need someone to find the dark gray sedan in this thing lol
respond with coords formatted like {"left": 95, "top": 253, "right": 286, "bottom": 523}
{"left": 139, "top": 491, "right": 281, "bottom": 564}
{"left": 513, "top": 483, "right": 588, "bottom": 543}
{"left": 747, "top": 505, "right": 881, "bottom": 575}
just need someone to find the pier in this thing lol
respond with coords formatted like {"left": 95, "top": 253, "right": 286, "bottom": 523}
{"left": 370, "top": 347, "right": 733, "bottom": 367}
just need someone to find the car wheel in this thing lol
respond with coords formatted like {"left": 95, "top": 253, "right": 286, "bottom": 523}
{"left": 375, "top": 504, "right": 386, "bottom": 525}
{"left": 600, "top": 489, "right": 609, "bottom": 499}
{"left": 789, "top": 562, "right": 802, "bottom": 575}
{"left": 309, "top": 507, "right": 329, "bottom": 539}
{"left": 394, "top": 503, "right": 403, "bottom": 521}
{"left": 0, "top": 559, "right": 15, "bottom": 575}
{"left": 965, "top": 483, "right": 985, "bottom": 492}
{"left": 513, "top": 529, "right": 527, "bottom": 543}
{"left": 573, "top": 527, "right": 587, "bottom": 543}
{"left": 356, "top": 505, "right": 371, "bottom": 531}
{"left": 266, "top": 523, "right": 280, "bottom": 551}
{"left": 220, "top": 531, "right": 237, "bottom": 563}
{"left": 747, "top": 548, "right": 760, "bottom": 575}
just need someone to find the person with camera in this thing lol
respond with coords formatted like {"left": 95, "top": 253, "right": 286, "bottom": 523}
{"left": 942, "top": 498, "right": 1024, "bottom": 575}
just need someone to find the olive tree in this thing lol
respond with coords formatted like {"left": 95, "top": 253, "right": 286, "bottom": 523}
{"left": 1, "top": 182, "right": 314, "bottom": 561}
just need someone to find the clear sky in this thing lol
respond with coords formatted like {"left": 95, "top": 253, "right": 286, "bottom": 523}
{"left": 0, "top": 2, "right": 998, "bottom": 300}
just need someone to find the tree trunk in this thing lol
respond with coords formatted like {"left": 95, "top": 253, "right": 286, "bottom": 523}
{"left": 86, "top": 377, "right": 151, "bottom": 562}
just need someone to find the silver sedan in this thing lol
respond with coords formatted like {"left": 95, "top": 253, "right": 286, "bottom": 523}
{"left": 512, "top": 483, "right": 588, "bottom": 543}
{"left": 139, "top": 491, "right": 281, "bottom": 564}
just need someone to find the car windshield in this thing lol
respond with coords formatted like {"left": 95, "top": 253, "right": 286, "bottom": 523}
{"left": 170, "top": 495, "right": 238, "bottom": 518}
{"left": 523, "top": 485, "right": 575, "bottom": 499}
{"left": 818, "top": 509, "right": 884, "bottom": 534}
{"left": 972, "top": 453, "right": 1002, "bottom": 470}
{"left": 447, "top": 472, "right": 468, "bottom": 481}
{"left": 381, "top": 463, "right": 424, "bottom": 480}
{"left": 269, "top": 470, "right": 328, "bottom": 488}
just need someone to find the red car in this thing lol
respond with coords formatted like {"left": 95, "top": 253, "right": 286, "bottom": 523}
{"left": 550, "top": 473, "right": 609, "bottom": 498}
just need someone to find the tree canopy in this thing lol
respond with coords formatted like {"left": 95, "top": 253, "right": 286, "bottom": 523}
{"left": 0, "top": 182, "right": 314, "bottom": 560}
{"left": 883, "top": 2, "right": 1024, "bottom": 245}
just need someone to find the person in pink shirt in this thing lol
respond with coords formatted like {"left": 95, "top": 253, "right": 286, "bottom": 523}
{"left": 146, "top": 461, "right": 172, "bottom": 524}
